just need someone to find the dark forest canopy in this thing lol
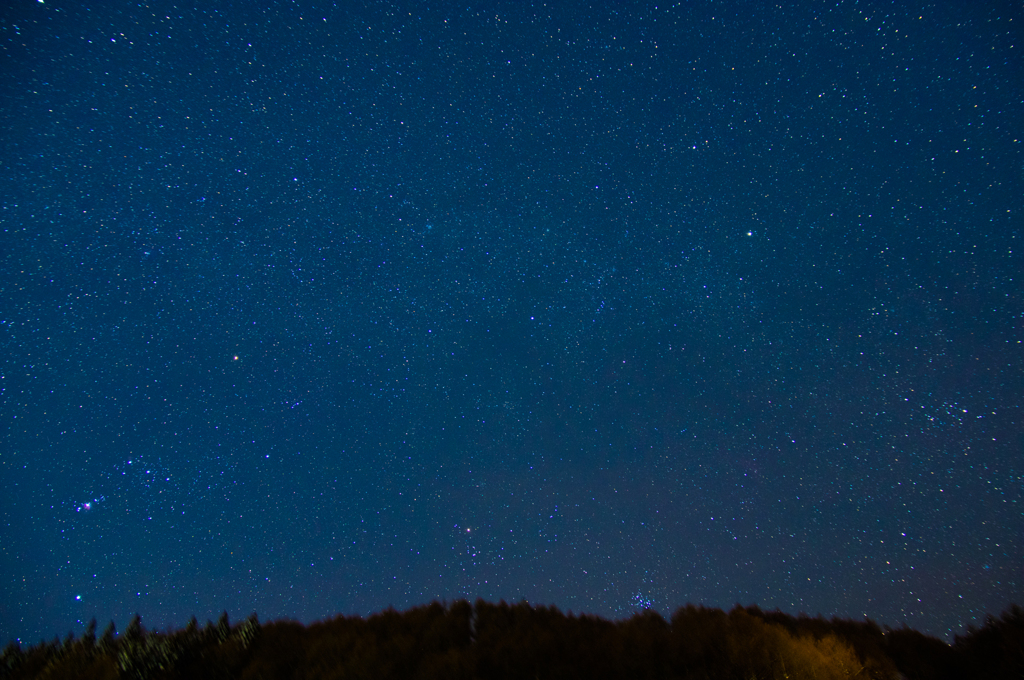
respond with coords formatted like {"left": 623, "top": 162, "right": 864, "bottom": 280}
{"left": 2, "top": 600, "right": 1021, "bottom": 680}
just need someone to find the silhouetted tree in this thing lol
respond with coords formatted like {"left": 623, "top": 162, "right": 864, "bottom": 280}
{"left": 882, "top": 624, "right": 958, "bottom": 680}
{"left": 97, "top": 622, "right": 116, "bottom": 657}
{"left": 954, "top": 604, "right": 1024, "bottom": 680}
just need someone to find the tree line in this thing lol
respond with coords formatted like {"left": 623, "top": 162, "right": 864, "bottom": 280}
{"left": 1, "top": 600, "right": 1020, "bottom": 679}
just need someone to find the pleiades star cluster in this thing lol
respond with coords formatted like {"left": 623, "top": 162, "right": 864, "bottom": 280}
{"left": 1, "top": 0, "right": 1020, "bottom": 645}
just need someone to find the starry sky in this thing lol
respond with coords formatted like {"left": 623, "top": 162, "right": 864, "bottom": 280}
{"left": 1, "top": 0, "right": 1021, "bottom": 645}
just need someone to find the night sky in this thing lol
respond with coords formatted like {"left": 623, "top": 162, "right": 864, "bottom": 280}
{"left": 1, "top": 0, "right": 1021, "bottom": 645}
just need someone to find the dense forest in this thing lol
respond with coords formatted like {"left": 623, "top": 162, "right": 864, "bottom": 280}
{"left": 2, "top": 600, "right": 1021, "bottom": 679}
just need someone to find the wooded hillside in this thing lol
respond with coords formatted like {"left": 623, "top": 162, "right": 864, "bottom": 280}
{"left": 3, "top": 600, "right": 1021, "bottom": 679}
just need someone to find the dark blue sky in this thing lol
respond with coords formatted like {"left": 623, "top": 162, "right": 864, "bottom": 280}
{"left": 1, "top": 0, "right": 1020, "bottom": 644}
